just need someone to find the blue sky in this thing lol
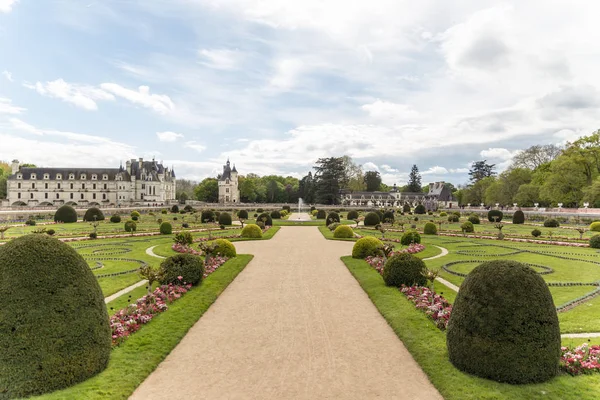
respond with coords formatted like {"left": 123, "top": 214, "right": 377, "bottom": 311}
{"left": 1, "top": 1, "right": 599, "bottom": 186}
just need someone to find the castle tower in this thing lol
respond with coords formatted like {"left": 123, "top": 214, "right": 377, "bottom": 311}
{"left": 218, "top": 159, "right": 240, "bottom": 203}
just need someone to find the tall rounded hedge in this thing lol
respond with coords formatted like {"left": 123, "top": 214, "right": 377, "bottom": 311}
{"left": 382, "top": 253, "right": 427, "bottom": 287}
{"left": 401, "top": 230, "right": 421, "bottom": 245}
{"left": 544, "top": 219, "right": 560, "bottom": 228}
{"left": 124, "top": 220, "right": 137, "bottom": 232}
{"left": 352, "top": 237, "right": 383, "bottom": 259}
{"left": 414, "top": 204, "right": 426, "bottom": 214}
{"left": 171, "top": 204, "right": 179, "bottom": 213}
{"left": 590, "top": 234, "right": 600, "bottom": 248}
{"left": 238, "top": 209, "right": 249, "bottom": 219}
{"left": 364, "top": 212, "right": 380, "bottom": 226}
{"left": 159, "top": 254, "right": 204, "bottom": 286}
{"left": 160, "top": 222, "right": 173, "bottom": 234}
{"left": 512, "top": 210, "right": 525, "bottom": 224}
{"left": 316, "top": 210, "right": 327, "bottom": 219}
{"left": 382, "top": 210, "right": 395, "bottom": 223}
{"left": 0, "top": 235, "right": 110, "bottom": 398}
{"left": 201, "top": 210, "right": 216, "bottom": 223}
{"left": 447, "top": 260, "right": 560, "bottom": 384}
{"left": 256, "top": 213, "right": 273, "bottom": 226}
{"left": 209, "top": 239, "right": 236, "bottom": 258}
{"left": 423, "top": 222, "right": 437, "bottom": 235}
{"left": 54, "top": 205, "right": 78, "bottom": 223}
{"left": 326, "top": 212, "right": 340, "bottom": 225}
{"left": 347, "top": 210, "right": 359, "bottom": 220}
{"left": 241, "top": 224, "right": 263, "bottom": 238}
{"left": 83, "top": 207, "right": 105, "bottom": 222}
{"left": 487, "top": 210, "right": 503, "bottom": 222}
{"left": 333, "top": 225, "right": 354, "bottom": 238}
{"left": 218, "top": 212, "right": 232, "bottom": 226}
{"left": 461, "top": 221, "right": 474, "bottom": 233}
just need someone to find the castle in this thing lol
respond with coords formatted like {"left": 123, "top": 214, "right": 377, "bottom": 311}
{"left": 218, "top": 159, "right": 240, "bottom": 204}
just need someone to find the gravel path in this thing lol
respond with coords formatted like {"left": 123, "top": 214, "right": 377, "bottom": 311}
{"left": 130, "top": 222, "right": 441, "bottom": 400}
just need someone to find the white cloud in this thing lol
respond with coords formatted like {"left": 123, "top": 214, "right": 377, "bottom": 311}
{"left": 422, "top": 166, "right": 449, "bottom": 175}
{"left": 361, "top": 100, "right": 419, "bottom": 120}
{"left": 362, "top": 162, "right": 379, "bottom": 171}
{"left": 380, "top": 164, "right": 398, "bottom": 173}
{"left": 199, "top": 49, "right": 243, "bottom": 70}
{"left": 100, "top": 83, "right": 175, "bottom": 115}
{"left": 269, "top": 59, "right": 304, "bottom": 90}
{"left": 0, "top": 98, "right": 25, "bottom": 114}
{"left": 24, "top": 79, "right": 115, "bottom": 110}
{"left": 2, "top": 70, "right": 13, "bottom": 82}
{"left": 0, "top": 0, "right": 18, "bottom": 13}
{"left": 156, "top": 131, "right": 184, "bottom": 142}
{"left": 479, "top": 147, "right": 516, "bottom": 161}
{"left": 184, "top": 141, "right": 206, "bottom": 153}
{"left": 449, "top": 168, "right": 470, "bottom": 174}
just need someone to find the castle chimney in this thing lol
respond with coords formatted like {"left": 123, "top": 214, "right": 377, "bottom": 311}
{"left": 11, "top": 159, "right": 20, "bottom": 174}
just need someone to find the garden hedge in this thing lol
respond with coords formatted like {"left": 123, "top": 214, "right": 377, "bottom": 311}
{"left": 403, "top": 203, "right": 411, "bottom": 213}
{"left": 544, "top": 219, "right": 560, "bottom": 228}
{"left": 218, "top": 212, "right": 233, "bottom": 226}
{"left": 130, "top": 210, "right": 141, "bottom": 218}
{"left": 209, "top": 239, "right": 236, "bottom": 258}
{"left": 414, "top": 204, "right": 426, "bottom": 214}
{"left": 423, "top": 222, "right": 437, "bottom": 235}
{"left": 171, "top": 205, "right": 179, "bottom": 213}
{"left": 447, "top": 214, "right": 460, "bottom": 223}
{"left": 326, "top": 212, "right": 340, "bottom": 225}
{"left": 590, "top": 234, "right": 600, "bottom": 248}
{"left": 316, "top": 210, "right": 326, "bottom": 219}
{"left": 512, "top": 210, "right": 525, "bottom": 224}
{"left": 447, "top": 260, "right": 560, "bottom": 384}
{"left": 201, "top": 210, "right": 216, "bottom": 223}
{"left": 467, "top": 214, "right": 480, "bottom": 224}
{"left": 347, "top": 210, "right": 359, "bottom": 220}
{"left": 487, "top": 209, "right": 503, "bottom": 222}
{"left": 124, "top": 220, "right": 137, "bottom": 232}
{"left": 256, "top": 213, "right": 273, "bottom": 226}
{"left": 400, "top": 230, "right": 421, "bottom": 245}
{"left": 270, "top": 210, "right": 281, "bottom": 219}
{"left": 382, "top": 253, "right": 427, "bottom": 287}
{"left": 160, "top": 222, "right": 173, "bottom": 235}
{"left": 352, "top": 237, "right": 383, "bottom": 259}
{"left": 54, "top": 205, "right": 78, "bottom": 223}
{"left": 159, "top": 254, "right": 204, "bottom": 286}
{"left": 364, "top": 212, "right": 380, "bottom": 227}
{"left": 83, "top": 207, "right": 105, "bottom": 222}
{"left": 461, "top": 221, "right": 474, "bottom": 233}
{"left": 333, "top": 225, "right": 354, "bottom": 238}
{"left": 0, "top": 235, "right": 110, "bottom": 398}
{"left": 110, "top": 214, "right": 121, "bottom": 223}
{"left": 237, "top": 209, "right": 249, "bottom": 219}
{"left": 241, "top": 224, "right": 262, "bottom": 238}
{"left": 382, "top": 210, "right": 395, "bottom": 223}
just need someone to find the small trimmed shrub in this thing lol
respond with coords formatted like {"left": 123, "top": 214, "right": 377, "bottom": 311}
{"left": 124, "top": 220, "right": 137, "bottom": 232}
{"left": 590, "top": 235, "right": 600, "bottom": 249}
{"left": 468, "top": 214, "right": 480, "bottom": 224}
{"left": 382, "top": 253, "right": 427, "bottom": 287}
{"left": 461, "top": 221, "right": 474, "bottom": 233}
{"left": 327, "top": 222, "right": 341, "bottom": 231}
{"left": 257, "top": 208, "right": 264, "bottom": 213}
{"left": 157, "top": 218, "right": 163, "bottom": 224}
{"left": 160, "top": 222, "right": 173, "bottom": 234}
{"left": 375, "top": 210, "right": 384, "bottom": 221}
{"left": 448, "top": 214, "right": 460, "bottom": 223}
{"left": 403, "top": 204, "right": 411, "bottom": 213}
{"left": 352, "top": 237, "right": 384, "bottom": 259}
{"left": 0, "top": 235, "right": 110, "bottom": 398}
{"left": 316, "top": 210, "right": 326, "bottom": 219}
{"left": 110, "top": 214, "right": 121, "bottom": 223}
{"left": 201, "top": 210, "right": 216, "bottom": 223}
{"left": 84, "top": 207, "right": 105, "bottom": 222}
{"left": 347, "top": 210, "right": 359, "bottom": 220}
{"left": 131, "top": 215, "right": 139, "bottom": 221}
{"left": 182, "top": 223, "right": 189, "bottom": 228}
{"left": 159, "top": 254, "right": 204, "bottom": 286}
{"left": 364, "top": 212, "right": 381, "bottom": 227}
{"left": 46, "top": 229, "right": 55, "bottom": 236}
{"left": 161, "top": 209, "right": 168, "bottom": 214}
{"left": 183, "top": 205, "right": 194, "bottom": 212}
{"left": 447, "top": 260, "right": 561, "bottom": 384}
{"left": 25, "top": 218, "right": 36, "bottom": 226}
{"left": 89, "top": 232, "right": 97, "bottom": 239}
{"left": 333, "top": 225, "right": 354, "bottom": 238}
{"left": 209, "top": 238, "right": 236, "bottom": 258}
{"left": 131, "top": 210, "right": 141, "bottom": 218}
{"left": 382, "top": 210, "right": 395, "bottom": 223}
{"left": 171, "top": 204, "right": 179, "bottom": 213}
{"left": 238, "top": 209, "right": 249, "bottom": 219}
{"left": 423, "top": 222, "right": 437, "bottom": 235}
{"left": 439, "top": 212, "right": 447, "bottom": 217}
{"left": 253, "top": 213, "right": 258, "bottom": 218}
{"left": 544, "top": 219, "right": 560, "bottom": 228}
{"left": 218, "top": 212, "right": 233, "bottom": 226}
{"left": 326, "top": 212, "right": 340, "bottom": 225}
{"left": 270, "top": 210, "right": 281, "bottom": 219}
{"left": 310, "top": 206, "right": 316, "bottom": 212}
{"left": 487, "top": 210, "right": 503, "bottom": 222}
{"left": 241, "top": 224, "right": 263, "bottom": 238}
{"left": 513, "top": 210, "right": 525, "bottom": 224}
{"left": 401, "top": 230, "right": 421, "bottom": 245}
{"left": 414, "top": 204, "right": 426, "bottom": 214}
{"left": 54, "top": 205, "right": 77, "bottom": 223}
{"left": 174, "top": 231, "right": 193, "bottom": 246}
{"left": 256, "top": 213, "right": 273, "bottom": 226}
{"left": 282, "top": 205, "right": 291, "bottom": 212}
{"left": 532, "top": 229, "right": 542, "bottom": 237}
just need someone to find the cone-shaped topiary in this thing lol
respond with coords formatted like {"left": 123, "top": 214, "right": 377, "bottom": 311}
{"left": 83, "top": 207, "right": 105, "bottom": 221}
{"left": 512, "top": 210, "right": 525, "bottom": 224}
{"left": 209, "top": 238, "right": 236, "bottom": 258}
{"left": 218, "top": 212, "right": 233, "bottom": 226}
{"left": 326, "top": 212, "right": 340, "bottom": 225}
{"left": 0, "top": 235, "right": 110, "bottom": 398}
{"left": 446, "top": 260, "right": 560, "bottom": 384}
{"left": 382, "top": 253, "right": 427, "bottom": 287}
{"left": 423, "top": 222, "right": 437, "bottom": 235}
{"left": 256, "top": 213, "right": 273, "bottom": 226}
{"left": 54, "top": 204, "right": 77, "bottom": 223}
{"left": 352, "top": 236, "right": 383, "bottom": 258}
{"left": 333, "top": 225, "right": 354, "bottom": 238}
{"left": 400, "top": 230, "right": 421, "bottom": 245}
{"left": 316, "top": 210, "right": 326, "bottom": 219}
{"left": 160, "top": 222, "right": 173, "bottom": 234}
{"left": 241, "top": 224, "right": 263, "bottom": 238}
{"left": 238, "top": 209, "right": 249, "bottom": 219}
{"left": 347, "top": 210, "right": 359, "bottom": 220}
{"left": 487, "top": 210, "right": 503, "bottom": 222}
{"left": 364, "top": 212, "right": 380, "bottom": 226}
{"left": 159, "top": 254, "right": 204, "bottom": 286}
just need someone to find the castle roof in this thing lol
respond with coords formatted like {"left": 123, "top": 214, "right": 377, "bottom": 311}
{"left": 219, "top": 159, "right": 232, "bottom": 181}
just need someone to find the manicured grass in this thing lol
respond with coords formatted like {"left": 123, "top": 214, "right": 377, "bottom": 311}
{"left": 98, "top": 274, "right": 145, "bottom": 297}
{"left": 342, "top": 256, "right": 600, "bottom": 399}
{"left": 33, "top": 255, "right": 254, "bottom": 400}
{"left": 274, "top": 219, "right": 355, "bottom": 226}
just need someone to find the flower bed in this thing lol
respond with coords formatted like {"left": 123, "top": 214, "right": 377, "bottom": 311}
{"left": 364, "top": 243, "right": 425, "bottom": 274}
{"left": 400, "top": 285, "right": 452, "bottom": 330}
{"left": 561, "top": 343, "right": 600, "bottom": 375}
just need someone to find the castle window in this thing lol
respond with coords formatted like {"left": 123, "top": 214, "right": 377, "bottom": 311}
{"left": 30, "top": 193, "right": 33, "bottom": 199}
{"left": 103, "top": 194, "right": 106, "bottom": 200}
{"left": 56, "top": 193, "right": 59, "bottom": 199}
{"left": 31, "top": 174, "right": 36, "bottom": 180}
{"left": 17, "top": 183, "right": 21, "bottom": 189}
{"left": 31, "top": 183, "right": 35, "bottom": 189}
{"left": 80, "top": 193, "right": 84, "bottom": 199}
{"left": 226, "top": 179, "right": 229, "bottom": 184}
{"left": 70, "top": 183, "right": 74, "bottom": 189}
{"left": 93, "top": 193, "right": 96, "bottom": 199}
{"left": 17, "top": 174, "right": 22, "bottom": 179}
{"left": 45, "top": 193, "right": 48, "bottom": 199}
{"left": 56, "top": 174, "right": 62, "bottom": 180}
{"left": 17, "top": 193, "right": 21, "bottom": 199}
{"left": 44, "top": 183, "right": 48, "bottom": 189}
{"left": 57, "top": 183, "right": 61, "bottom": 189}
{"left": 103, "top": 184, "right": 107, "bottom": 189}
{"left": 91, "top": 174, "right": 97, "bottom": 180}
{"left": 44, "top": 174, "right": 49, "bottom": 179}
{"left": 69, "top": 174, "right": 74, "bottom": 180}
{"left": 70, "top": 193, "right": 73, "bottom": 199}
{"left": 81, "top": 174, "right": 86, "bottom": 180}
{"left": 93, "top": 184, "right": 96, "bottom": 190}
{"left": 226, "top": 188, "right": 229, "bottom": 193}
{"left": 117, "top": 176, "right": 122, "bottom": 181}
{"left": 82, "top": 183, "right": 86, "bottom": 190}
{"left": 102, "top": 174, "right": 108, "bottom": 180}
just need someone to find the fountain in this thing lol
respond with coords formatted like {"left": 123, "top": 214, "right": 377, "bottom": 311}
{"left": 298, "top": 197, "right": 304, "bottom": 213}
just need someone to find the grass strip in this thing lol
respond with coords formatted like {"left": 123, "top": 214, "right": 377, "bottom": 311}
{"left": 34, "top": 254, "right": 254, "bottom": 400}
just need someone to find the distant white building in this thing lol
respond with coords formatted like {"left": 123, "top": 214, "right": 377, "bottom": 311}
{"left": 6, "top": 158, "right": 176, "bottom": 207}
{"left": 218, "top": 159, "right": 240, "bottom": 204}
{"left": 340, "top": 182, "right": 455, "bottom": 209}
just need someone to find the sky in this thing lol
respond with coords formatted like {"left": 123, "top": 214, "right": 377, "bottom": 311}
{"left": 1, "top": 1, "right": 599, "bottom": 186}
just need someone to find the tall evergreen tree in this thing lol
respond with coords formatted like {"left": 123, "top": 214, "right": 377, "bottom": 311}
{"left": 407, "top": 165, "right": 422, "bottom": 192}
{"left": 469, "top": 160, "right": 496, "bottom": 183}
{"left": 364, "top": 170, "right": 382, "bottom": 192}
{"left": 313, "top": 157, "right": 346, "bottom": 205}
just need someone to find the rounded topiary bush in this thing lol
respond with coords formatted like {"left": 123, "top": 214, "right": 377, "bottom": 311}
{"left": 347, "top": 210, "right": 359, "bottom": 220}
{"left": 364, "top": 212, "right": 380, "bottom": 227}
{"left": 352, "top": 236, "right": 383, "bottom": 259}
{"left": 423, "top": 222, "right": 437, "bottom": 235}
{"left": 544, "top": 219, "right": 560, "bottom": 228}
{"left": 439, "top": 211, "right": 447, "bottom": 217}
{"left": 160, "top": 222, "right": 173, "bottom": 234}
{"left": 326, "top": 212, "right": 340, "bottom": 225}
{"left": 316, "top": 210, "right": 326, "bottom": 219}
{"left": 238, "top": 209, "right": 249, "bottom": 219}
{"left": 218, "top": 212, "right": 232, "bottom": 226}
{"left": 159, "top": 254, "right": 204, "bottom": 286}
{"left": 447, "top": 214, "right": 460, "bottom": 223}
{"left": 403, "top": 204, "right": 411, "bottom": 213}
{"left": 461, "top": 221, "right": 474, "bottom": 233}
{"left": 201, "top": 210, "right": 215, "bottom": 223}
{"left": 209, "top": 238, "right": 236, "bottom": 258}
{"left": 0, "top": 235, "right": 110, "bottom": 398}
{"left": 532, "top": 229, "right": 542, "bottom": 237}
{"left": 83, "top": 207, "right": 105, "bottom": 222}
{"left": 54, "top": 205, "right": 77, "bottom": 223}
{"left": 110, "top": 214, "right": 121, "bottom": 223}
{"left": 256, "top": 213, "right": 273, "bottom": 226}
{"left": 171, "top": 204, "right": 179, "bottom": 213}
{"left": 382, "top": 253, "right": 427, "bottom": 287}
{"left": 447, "top": 260, "right": 561, "bottom": 384}
{"left": 400, "top": 230, "right": 421, "bottom": 245}
{"left": 183, "top": 205, "right": 194, "bottom": 212}
{"left": 270, "top": 210, "right": 281, "bottom": 219}
{"left": 333, "top": 225, "right": 354, "bottom": 238}
{"left": 414, "top": 204, "right": 426, "bottom": 214}
{"left": 124, "top": 220, "right": 137, "bottom": 232}
{"left": 590, "top": 234, "right": 600, "bottom": 248}
{"left": 487, "top": 210, "right": 503, "bottom": 222}
{"left": 468, "top": 214, "right": 480, "bottom": 224}
{"left": 131, "top": 210, "right": 141, "bottom": 218}
{"left": 382, "top": 210, "right": 395, "bottom": 223}
{"left": 241, "top": 224, "right": 263, "bottom": 238}
{"left": 513, "top": 210, "right": 525, "bottom": 224}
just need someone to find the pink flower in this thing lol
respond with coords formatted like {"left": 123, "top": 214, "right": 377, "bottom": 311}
{"left": 177, "top": 275, "right": 183, "bottom": 280}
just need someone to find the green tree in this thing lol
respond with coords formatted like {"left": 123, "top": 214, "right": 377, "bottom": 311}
{"left": 299, "top": 171, "right": 316, "bottom": 203}
{"left": 406, "top": 165, "right": 422, "bottom": 192}
{"left": 364, "top": 170, "right": 382, "bottom": 192}
{"left": 583, "top": 178, "right": 600, "bottom": 207}
{"left": 464, "top": 177, "right": 495, "bottom": 205}
{"left": 484, "top": 168, "right": 532, "bottom": 205}
{"left": 314, "top": 157, "right": 346, "bottom": 205}
{"left": 469, "top": 160, "right": 496, "bottom": 183}
{"left": 194, "top": 178, "right": 218, "bottom": 202}
{"left": 540, "top": 156, "right": 586, "bottom": 207}
{"left": 239, "top": 176, "right": 257, "bottom": 202}
{"left": 513, "top": 184, "right": 542, "bottom": 207}
{"left": 175, "top": 179, "right": 197, "bottom": 202}
{"left": 511, "top": 144, "right": 562, "bottom": 170}
{"left": 0, "top": 161, "right": 10, "bottom": 199}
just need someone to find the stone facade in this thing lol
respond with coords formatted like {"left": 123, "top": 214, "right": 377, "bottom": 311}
{"left": 340, "top": 182, "right": 455, "bottom": 210}
{"left": 6, "top": 158, "right": 176, "bottom": 207}
{"left": 218, "top": 159, "right": 240, "bottom": 204}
